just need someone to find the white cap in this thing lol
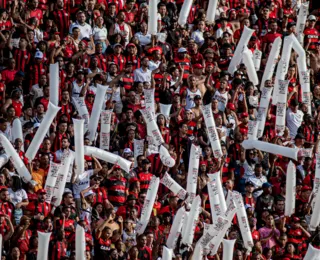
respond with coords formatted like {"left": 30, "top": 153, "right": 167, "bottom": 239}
{"left": 35, "top": 50, "right": 43, "bottom": 59}
{"left": 308, "top": 15, "right": 317, "bottom": 21}
{"left": 178, "top": 47, "right": 187, "bottom": 53}
{"left": 123, "top": 148, "right": 132, "bottom": 154}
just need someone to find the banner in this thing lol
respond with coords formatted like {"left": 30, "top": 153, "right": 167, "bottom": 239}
{"left": 275, "top": 80, "right": 289, "bottom": 136}
{"left": 260, "top": 37, "right": 282, "bottom": 90}
{"left": 25, "top": 102, "right": 60, "bottom": 161}
{"left": 201, "top": 104, "right": 222, "bottom": 158}
{"left": 88, "top": 84, "right": 108, "bottom": 141}
{"left": 242, "top": 140, "right": 299, "bottom": 160}
{"left": 161, "top": 172, "right": 187, "bottom": 200}
{"left": 186, "top": 144, "right": 202, "bottom": 202}
{"left": 285, "top": 161, "right": 296, "bottom": 216}
{"left": 44, "top": 161, "right": 62, "bottom": 203}
{"left": 100, "top": 110, "right": 112, "bottom": 150}
{"left": 136, "top": 176, "right": 160, "bottom": 234}
{"left": 72, "top": 97, "right": 90, "bottom": 133}
{"left": 0, "top": 134, "right": 31, "bottom": 182}
{"left": 134, "top": 139, "right": 144, "bottom": 167}
{"left": 228, "top": 26, "right": 255, "bottom": 75}
{"left": 49, "top": 63, "right": 59, "bottom": 106}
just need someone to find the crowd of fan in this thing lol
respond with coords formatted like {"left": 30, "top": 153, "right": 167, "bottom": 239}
{"left": 0, "top": 0, "right": 319, "bottom": 259}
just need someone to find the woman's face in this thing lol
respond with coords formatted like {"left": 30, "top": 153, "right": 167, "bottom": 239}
{"left": 96, "top": 204, "right": 103, "bottom": 213}
{"left": 287, "top": 243, "right": 295, "bottom": 253}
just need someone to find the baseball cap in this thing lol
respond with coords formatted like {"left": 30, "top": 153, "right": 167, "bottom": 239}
{"left": 295, "top": 133, "right": 305, "bottom": 140}
{"left": 114, "top": 164, "right": 121, "bottom": 169}
{"left": 245, "top": 181, "right": 255, "bottom": 186}
{"left": 178, "top": 47, "right": 187, "bottom": 53}
{"left": 37, "top": 189, "right": 47, "bottom": 194}
{"left": 301, "top": 185, "right": 312, "bottom": 192}
{"left": 262, "top": 182, "right": 272, "bottom": 188}
{"left": 123, "top": 148, "right": 133, "bottom": 154}
{"left": 241, "top": 112, "right": 249, "bottom": 118}
{"left": 126, "top": 43, "right": 136, "bottom": 48}
{"left": 113, "top": 43, "right": 123, "bottom": 49}
{"left": 226, "top": 103, "right": 235, "bottom": 111}
{"left": 127, "top": 194, "right": 137, "bottom": 201}
{"left": 193, "top": 64, "right": 203, "bottom": 69}
{"left": 16, "top": 71, "right": 25, "bottom": 77}
{"left": 34, "top": 123, "right": 41, "bottom": 128}
{"left": 142, "top": 159, "right": 150, "bottom": 164}
{"left": 35, "top": 50, "right": 43, "bottom": 59}
{"left": 308, "top": 15, "right": 317, "bottom": 21}
{"left": 194, "top": 95, "right": 201, "bottom": 100}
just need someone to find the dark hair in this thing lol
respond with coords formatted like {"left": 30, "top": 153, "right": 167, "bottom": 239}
{"left": 11, "top": 175, "right": 22, "bottom": 191}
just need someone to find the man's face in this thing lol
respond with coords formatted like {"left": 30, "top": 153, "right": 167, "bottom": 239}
{"left": 61, "top": 139, "right": 69, "bottom": 149}
{"left": 77, "top": 13, "right": 86, "bottom": 23}
{"left": 38, "top": 193, "right": 46, "bottom": 202}
{"left": 0, "top": 191, "right": 9, "bottom": 201}
{"left": 276, "top": 200, "right": 285, "bottom": 212}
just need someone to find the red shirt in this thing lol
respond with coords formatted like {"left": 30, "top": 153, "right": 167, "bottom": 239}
{"left": 1, "top": 69, "right": 17, "bottom": 84}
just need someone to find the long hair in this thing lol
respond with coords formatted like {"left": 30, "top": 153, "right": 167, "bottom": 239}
{"left": 11, "top": 175, "right": 22, "bottom": 191}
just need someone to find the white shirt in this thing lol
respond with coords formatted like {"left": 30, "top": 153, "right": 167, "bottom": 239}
{"left": 69, "top": 22, "right": 92, "bottom": 40}
{"left": 30, "top": 84, "right": 43, "bottom": 105}
{"left": 92, "top": 26, "right": 108, "bottom": 41}
{"left": 8, "top": 188, "right": 28, "bottom": 206}
{"left": 148, "top": 60, "right": 161, "bottom": 71}
{"left": 286, "top": 108, "right": 304, "bottom": 137}
{"left": 73, "top": 170, "right": 94, "bottom": 199}
{"left": 191, "top": 30, "right": 205, "bottom": 46}
{"left": 134, "top": 32, "right": 152, "bottom": 46}
{"left": 215, "top": 27, "right": 233, "bottom": 39}
{"left": 134, "top": 67, "right": 152, "bottom": 83}
{"left": 248, "top": 175, "right": 267, "bottom": 199}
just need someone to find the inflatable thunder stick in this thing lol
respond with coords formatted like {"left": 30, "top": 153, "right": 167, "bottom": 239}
{"left": 285, "top": 161, "right": 296, "bottom": 217}
{"left": 0, "top": 133, "right": 31, "bottom": 182}
{"left": 37, "top": 231, "right": 52, "bottom": 260}
{"left": 49, "top": 63, "right": 59, "bottom": 106}
{"left": 87, "top": 84, "right": 108, "bottom": 141}
{"left": 73, "top": 119, "right": 85, "bottom": 181}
